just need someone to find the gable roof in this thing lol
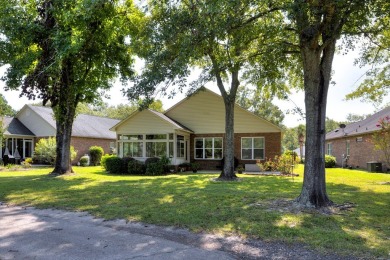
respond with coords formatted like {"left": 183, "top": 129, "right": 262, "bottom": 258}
{"left": 326, "top": 106, "right": 390, "bottom": 140}
{"left": 17, "top": 105, "right": 119, "bottom": 139}
{"left": 2, "top": 117, "right": 34, "bottom": 136}
{"left": 165, "top": 88, "right": 282, "bottom": 134}
{"left": 110, "top": 109, "right": 193, "bottom": 133}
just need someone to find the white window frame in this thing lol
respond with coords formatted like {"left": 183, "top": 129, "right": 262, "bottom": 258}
{"left": 327, "top": 143, "right": 332, "bottom": 155}
{"left": 194, "top": 137, "right": 223, "bottom": 160}
{"left": 346, "top": 140, "right": 350, "bottom": 156}
{"left": 241, "top": 137, "right": 265, "bottom": 160}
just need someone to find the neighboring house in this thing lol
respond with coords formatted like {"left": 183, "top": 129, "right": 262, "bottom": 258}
{"left": 325, "top": 106, "right": 390, "bottom": 171}
{"left": 110, "top": 88, "right": 282, "bottom": 170}
{"left": 1, "top": 105, "right": 119, "bottom": 163}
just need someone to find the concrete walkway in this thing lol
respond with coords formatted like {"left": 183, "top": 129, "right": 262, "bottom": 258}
{"left": 0, "top": 203, "right": 234, "bottom": 260}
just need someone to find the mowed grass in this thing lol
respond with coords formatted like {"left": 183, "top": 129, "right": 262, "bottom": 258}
{"left": 0, "top": 165, "right": 389, "bottom": 258}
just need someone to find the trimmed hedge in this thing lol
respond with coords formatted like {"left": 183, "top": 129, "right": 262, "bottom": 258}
{"left": 128, "top": 160, "right": 146, "bottom": 175}
{"left": 105, "top": 156, "right": 125, "bottom": 174}
{"left": 89, "top": 146, "right": 104, "bottom": 166}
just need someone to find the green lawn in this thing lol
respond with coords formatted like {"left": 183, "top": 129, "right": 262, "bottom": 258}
{"left": 0, "top": 165, "right": 389, "bottom": 258}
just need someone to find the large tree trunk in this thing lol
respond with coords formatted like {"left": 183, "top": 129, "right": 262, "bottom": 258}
{"left": 51, "top": 59, "right": 78, "bottom": 175}
{"left": 218, "top": 97, "right": 237, "bottom": 180}
{"left": 296, "top": 40, "right": 336, "bottom": 207}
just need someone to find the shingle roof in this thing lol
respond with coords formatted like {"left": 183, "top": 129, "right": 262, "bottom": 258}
{"left": 326, "top": 106, "right": 390, "bottom": 140}
{"left": 27, "top": 105, "right": 119, "bottom": 139}
{"left": 2, "top": 117, "right": 35, "bottom": 136}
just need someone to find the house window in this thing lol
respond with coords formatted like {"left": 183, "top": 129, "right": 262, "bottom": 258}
{"left": 241, "top": 137, "right": 264, "bottom": 160}
{"left": 146, "top": 142, "right": 167, "bottom": 157}
{"left": 346, "top": 140, "right": 350, "bottom": 156}
{"left": 177, "top": 135, "right": 185, "bottom": 158}
{"left": 195, "top": 137, "right": 223, "bottom": 159}
{"left": 120, "top": 135, "right": 143, "bottom": 140}
{"left": 123, "top": 142, "right": 143, "bottom": 157}
{"left": 327, "top": 143, "right": 332, "bottom": 155}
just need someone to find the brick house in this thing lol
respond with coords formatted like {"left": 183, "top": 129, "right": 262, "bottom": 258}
{"left": 1, "top": 105, "right": 119, "bottom": 164}
{"left": 110, "top": 88, "right": 282, "bottom": 170}
{"left": 325, "top": 106, "right": 390, "bottom": 172}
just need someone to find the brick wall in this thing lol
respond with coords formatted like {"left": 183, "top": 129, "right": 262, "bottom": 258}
{"left": 71, "top": 137, "right": 115, "bottom": 164}
{"left": 326, "top": 133, "right": 389, "bottom": 171}
{"left": 190, "top": 132, "right": 281, "bottom": 170}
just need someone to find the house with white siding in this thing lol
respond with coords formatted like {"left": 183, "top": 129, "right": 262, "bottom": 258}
{"left": 110, "top": 88, "right": 282, "bottom": 170}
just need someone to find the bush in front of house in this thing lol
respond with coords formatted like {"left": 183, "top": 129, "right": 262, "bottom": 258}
{"left": 89, "top": 146, "right": 104, "bottom": 166}
{"left": 33, "top": 137, "right": 77, "bottom": 165}
{"left": 128, "top": 160, "right": 146, "bottom": 175}
{"left": 101, "top": 154, "right": 115, "bottom": 169}
{"left": 144, "top": 156, "right": 170, "bottom": 176}
{"left": 325, "top": 155, "right": 336, "bottom": 168}
{"left": 79, "top": 155, "right": 89, "bottom": 166}
{"left": 105, "top": 156, "right": 125, "bottom": 174}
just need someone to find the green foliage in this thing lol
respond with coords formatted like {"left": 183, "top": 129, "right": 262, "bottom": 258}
{"left": 89, "top": 146, "right": 104, "bottom": 166}
{"left": 0, "top": 94, "right": 15, "bottom": 117}
{"left": 1, "top": 166, "right": 390, "bottom": 257}
{"left": 324, "top": 155, "right": 337, "bottom": 168}
{"left": 0, "top": 0, "right": 140, "bottom": 173}
{"left": 105, "top": 156, "right": 125, "bottom": 174}
{"left": 259, "top": 152, "right": 299, "bottom": 174}
{"left": 79, "top": 156, "right": 89, "bottom": 167}
{"left": 127, "top": 160, "right": 146, "bottom": 175}
{"left": 190, "top": 162, "right": 200, "bottom": 172}
{"left": 282, "top": 124, "right": 306, "bottom": 151}
{"left": 145, "top": 157, "right": 160, "bottom": 166}
{"left": 144, "top": 156, "right": 170, "bottom": 176}
{"left": 100, "top": 154, "right": 116, "bottom": 170}
{"left": 33, "top": 137, "right": 77, "bottom": 165}
{"left": 24, "top": 158, "right": 33, "bottom": 164}
{"left": 371, "top": 116, "right": 390, "bottom": 167}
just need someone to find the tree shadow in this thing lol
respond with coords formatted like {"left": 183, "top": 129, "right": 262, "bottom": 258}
{"left": 0, "top": 170, "right": 389, "bottom": 258}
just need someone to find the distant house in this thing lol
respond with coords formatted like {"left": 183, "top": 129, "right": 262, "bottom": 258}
{"left": 110, "top": 88, "right": 282, "bottom": 170}
{"left": 325, "top": 106, "right": 390, "bottom": 172}
{"left": 1, "top": 105, "right": 119, "bottom": 163}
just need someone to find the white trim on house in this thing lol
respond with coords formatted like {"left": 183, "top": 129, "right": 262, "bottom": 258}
{"left": 194, "top": 137, "right": 223, "bottom": 160}
{"left": 241, "top": 137, "right": 265, "bottom": 160}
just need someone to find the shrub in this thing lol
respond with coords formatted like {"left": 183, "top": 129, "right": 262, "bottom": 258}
{"left": 105, "top": 156, "right": 125, "bottom": 174}
{"left": 145, "top": 157, "right": 160, "bottom": 166}
{"left": 101, "top": 154, "right": 115, "bottom": 170}
{"left": 325, "top": 155, "right": 336, "bottom": 168}
{"left": 24, "top": 157, "right": 33, "bottom": 164}
{"left": 89, "top": 146, "right": 104, "bottom": 166}
{"left": 128, "top": 160, "right": 146, "bottom": 175}
{"left": 33, "top": 137, "right": 77, "bottom": 165}
{"left": 21, "top": 161, "right": 31, "bottom": 168}
{"left": 79, "top": 155, "right": 89, "bottom": 167}
{"left": 145, "top": 162, "right": 165, "bottom": 176}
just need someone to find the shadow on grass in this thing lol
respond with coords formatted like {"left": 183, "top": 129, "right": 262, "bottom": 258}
{"left": 0, "top": 169, "right": 389, "bottom": 258}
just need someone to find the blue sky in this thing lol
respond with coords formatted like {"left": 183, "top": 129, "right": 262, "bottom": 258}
{"left": 1, "top": 49, "right": 388, "bottom": 128}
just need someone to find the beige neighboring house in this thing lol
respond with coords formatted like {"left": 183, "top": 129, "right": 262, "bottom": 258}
{"left": 1, "top": 105, "right": 119, "bottom": 164}
{"left": 110, "top": 88, "right": 282, "bottom": 170}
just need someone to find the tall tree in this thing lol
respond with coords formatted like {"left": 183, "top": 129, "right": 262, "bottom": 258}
{"left": 0, "top": 93, "right": 15, "bottom": 117}
{"left": 0, "top": 0, "right": 139, "bottom": 174}
{"left": 346, "top": 23, "right": 390, "bottom": 105}
{"left": 128, "top": 0, "right": 288, "bottom": 180}
{"left": 286, "top": 1, "right": 388, "bottom": 207}
{"left": 236, "top": 87, "right": 285, "bottom": 127}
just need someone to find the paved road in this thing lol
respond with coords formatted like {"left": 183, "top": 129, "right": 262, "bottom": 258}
{"left": 0, "top": 203, "right": 356, "bottom": 260}
{"left": 0, "top": 203, "right": 234, "bottom": 260}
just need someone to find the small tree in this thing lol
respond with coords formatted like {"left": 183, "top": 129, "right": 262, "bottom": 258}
{"left": 372, "top": 116, "right": 390, "bottom": 168}
{"left": 33, "top": 137, "right": 77, "bottom": 165}
{"left": 89, "top": 146, "right": 104, "bottom": 166}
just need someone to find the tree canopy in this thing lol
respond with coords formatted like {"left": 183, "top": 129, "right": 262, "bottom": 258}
{"left": 0, "top": 0, "right": 140, "bottom": 174}
{"left": 0, "top": 93, "right": 15, "bottom": 117}
{"left": 128, "top": 0, "right": 290, "bottom": 179}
